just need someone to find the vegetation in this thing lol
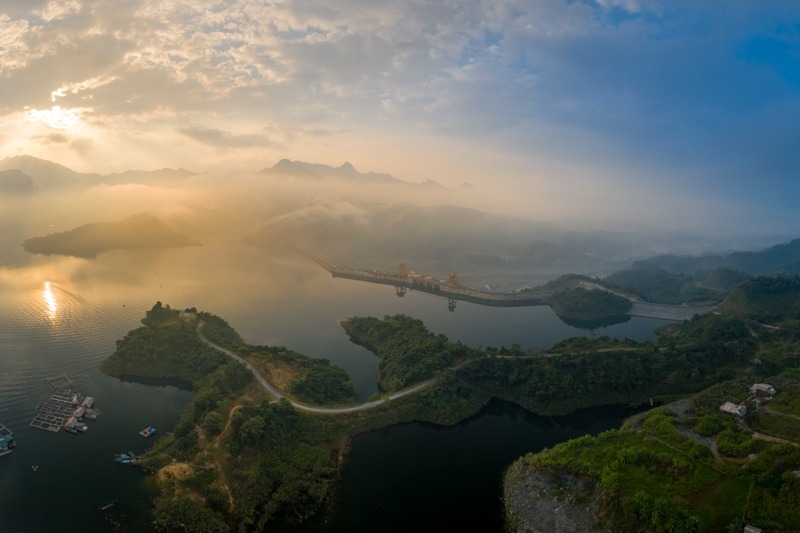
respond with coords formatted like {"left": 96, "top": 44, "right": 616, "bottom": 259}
{"left": 547, "top": 287, "right": 632, "bottom": 320}
{"left": 103, "top": 303, "right": 357, "bottom": 531}
{"left": 632, "top": 239, "right": 800, "bottom": 276}
{"left": 507, "top": 401, "right": 800, "bottom": 533}
{"left": 101, "top": 278, "right": 800, "bottom": 532}
{"left": 703, "top": 268, "right": 752, "bottom": 291}
{"left": 244, "top": 344, "right": 357, "bottom": 405}
{"left": 369, "top": 313, "right": 752, "bottom": 423}
{"left": 22, "top": 212, "right": 201, "bottom": 258}
{"left": 717, "top": 275, "right": 800, "bottom": 323}
{"left": 604, "top": 267, "right": 722, "bottom": 305}
{"left": 341, "top": 314, "right": 481, "bottom": 391}
{"left": 101, "top": 302, "right": 225, "bottom": 382}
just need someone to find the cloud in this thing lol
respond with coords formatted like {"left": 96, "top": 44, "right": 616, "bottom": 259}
{"left": 0, "top": 0, "right": 798, "bottom": 236}
{"left": 177, "top": 126, "right": 272, "bottom": 149}
{"left": 36, "top": 133, "right": 69, "bottom": 144}
{"left": 70, "top": 137, "right": 94, "bottom": 154}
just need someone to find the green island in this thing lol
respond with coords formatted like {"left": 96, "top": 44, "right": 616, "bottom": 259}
{"left": 546, "top": 286, "right": 632, "bottom": 321}
{"left": 100, "top": 274, "right": 800, "bottom": 532}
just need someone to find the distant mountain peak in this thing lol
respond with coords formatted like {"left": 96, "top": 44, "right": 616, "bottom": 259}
{"left": 262, "top": 158, "right": 412, "bottom": 186}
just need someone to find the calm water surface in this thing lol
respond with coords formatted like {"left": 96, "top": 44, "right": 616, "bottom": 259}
{"left": 0, "top": 242, "right": 667, "bottom": 531}
{"left": 321, "top": 401, "right": 643, "bottom": 533}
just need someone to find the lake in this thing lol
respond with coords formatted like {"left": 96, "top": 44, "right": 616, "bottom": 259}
{"left": 0, "top": 241, "right": 668, "bottom": 531}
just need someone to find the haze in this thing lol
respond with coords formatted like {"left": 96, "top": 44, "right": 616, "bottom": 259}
{"left": 2, "top": 1, "right": 799, "bottom": 256}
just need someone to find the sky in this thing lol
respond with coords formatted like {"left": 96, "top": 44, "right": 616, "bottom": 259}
{"left": 1, "top": 0, "right": 799, "bottom": 237}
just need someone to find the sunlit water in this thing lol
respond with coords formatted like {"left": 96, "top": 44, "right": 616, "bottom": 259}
{"left": 0, "top": 242, "right": 667, "bottom": 531}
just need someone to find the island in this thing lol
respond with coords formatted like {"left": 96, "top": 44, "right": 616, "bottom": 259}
{"left": 100, "top": 273, "right": 800, "bottom": 532}
{"left": 22, "top": 213, "right": 201, "bottom": 258}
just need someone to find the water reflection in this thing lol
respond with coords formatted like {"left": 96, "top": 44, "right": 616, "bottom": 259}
{"left": 43, "top": 281, "right": 57, "bottom": 320}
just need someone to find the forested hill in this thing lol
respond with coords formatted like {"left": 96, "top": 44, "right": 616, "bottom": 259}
{"left": 716, "top": 275, "right": 800, "bottom": 323}
{"left": 23, "top": 213, "right": 201, "bottom": 258}
{"left": 632, "top": 238, "right": 800, "bottom": 276}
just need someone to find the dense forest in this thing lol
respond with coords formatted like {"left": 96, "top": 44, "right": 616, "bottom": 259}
{"left": 604, "top": 268, "right": 722, "bottom": 305}
{"left": 506, "top": 401, "right": 800, "bottom": 532}
{"left": 246, "top": 344, "right": 357, "bottom": 405}
{"left": 341, "top": 314, "right": 482, "bottom": 391}
{"left": 546, "top": 287, "right": 632, "bottom": 320}
{"left": 102, "top": 286, "right": 800, "bottom": 531}
{"left": 717, "top": 275, "right": 800, "bottom": 323}
{"left": 101, "top": 302, "right": 225, "bottom": 382}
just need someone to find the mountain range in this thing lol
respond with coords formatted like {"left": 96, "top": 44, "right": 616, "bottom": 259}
{"left": 0, "top": 155, "right": 196, "bottom": 190}
{"left": 632, "top": 240, "right": 800, "bottom": 276}
{"left": 3, "top": 155, "right": 797, "bottom": 286}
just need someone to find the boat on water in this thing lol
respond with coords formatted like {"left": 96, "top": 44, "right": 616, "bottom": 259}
{"left": 0, "top": 423, "right": 16, "bottom": 455}
{"left": 114, "top": 452, "right": 142, "bottom": 465}
{"left": 139, "top": 426, "right": 156, "bottom": 438}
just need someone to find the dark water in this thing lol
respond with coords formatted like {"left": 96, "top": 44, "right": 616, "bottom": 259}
{"left": 0, "top": 242, "right": 667, "bottom": 531}
{"left": 0, "top": 281, "right": 192, "bottom": 533}
{"left": 319, "top": 400, "right": 641, "bottom": 533}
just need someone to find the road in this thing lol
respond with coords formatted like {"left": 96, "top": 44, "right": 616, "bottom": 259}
{"left": 196, "top": 320, "right": 439, "bottom": 414}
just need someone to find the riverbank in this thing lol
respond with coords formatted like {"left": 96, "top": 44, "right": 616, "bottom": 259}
{"left": 102, "top": 304, "right": 772, "bottom": 531}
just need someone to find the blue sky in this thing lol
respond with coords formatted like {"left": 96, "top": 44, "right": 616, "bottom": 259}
{"left": 1, "top": 0, "right": 799, "bottom": 237}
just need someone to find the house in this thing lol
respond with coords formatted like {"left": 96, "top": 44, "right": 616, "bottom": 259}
{"left": 750, "top": 383, "right": 776, "bottom": 400}
{"left": 720, "top": 401, "right": 746, "bottom": 418}
{"left": 744, "top": 525, "right": 763, "bottom": 533}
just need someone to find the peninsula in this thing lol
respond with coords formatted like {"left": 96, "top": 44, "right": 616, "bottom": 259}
{"left": 99, "top": 273, "right": 800, "bottom": 531}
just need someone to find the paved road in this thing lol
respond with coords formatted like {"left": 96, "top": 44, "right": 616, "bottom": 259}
{"left": 196, "top": 320, "right": 438, "bottom": 414}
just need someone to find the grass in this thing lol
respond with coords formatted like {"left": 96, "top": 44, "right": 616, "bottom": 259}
{"left": 752, "top": 410, "right": 800, "bottom": 441}
{"left": 525, "top": 409, "right": 750, "bottom": 532}
{"left": 765, "top": 383, "right": 800, "bottom": 416}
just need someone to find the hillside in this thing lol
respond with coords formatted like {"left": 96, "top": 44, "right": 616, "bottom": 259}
{"left": 633, "top": 239, "right": 800, "bottom": 276}
{"left": 716, "top": 276, "right": 800, "bottom": 323}
{"left": 22, "top": 213, "right": 201, "bottom": 258}
{"left": 547, "top": 287, "right": 632, "bottom": 321}
{"left": 0, "top": 169, "right": 35, "bottom": 194}
{"left": 604, "top": 268, "right": 724, "bottom": 305}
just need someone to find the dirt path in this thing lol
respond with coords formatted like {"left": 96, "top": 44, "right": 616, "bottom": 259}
{"left": 197, "top": 320, "right": 459, "bottom": 415}
{"left": 209, "top": 403, "right": 245, "bottom": 511}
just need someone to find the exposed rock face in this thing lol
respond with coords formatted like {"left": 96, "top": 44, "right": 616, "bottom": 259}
{"left": 503, "top": 461, "right": 608, "bottom": 533}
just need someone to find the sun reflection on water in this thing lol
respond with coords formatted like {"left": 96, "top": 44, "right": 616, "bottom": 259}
{"left": 43, "top": 281, "right": 57, "bottom": 320}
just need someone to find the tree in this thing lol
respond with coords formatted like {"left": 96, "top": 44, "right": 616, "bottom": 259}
{"left": 240, "top": 415, "right": 266, "bottom": 445}
{"left": 203, "top": 411, "right": 225, "bottom": 437}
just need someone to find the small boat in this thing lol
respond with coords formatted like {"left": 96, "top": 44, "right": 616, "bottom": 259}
{"left": 139, "top": 426, "right": 157, "bottom": 438}
{"left": 115, "top": 452, "right": 142, "bottom": 465}
{"left": 0, "top": 423, "right": 15, "bottom": 456}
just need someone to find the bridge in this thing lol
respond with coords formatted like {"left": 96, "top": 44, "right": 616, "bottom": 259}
{"left": 296, "top": 244, "right": 554, "bottom": 311}
{"left": 296, "top": 245, "right": 712, "bottom": 320}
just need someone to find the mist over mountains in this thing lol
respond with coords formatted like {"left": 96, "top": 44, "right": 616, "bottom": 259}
{"left": 0, "top": 155, "right": 792, "bottom": 284}
{"left": 0, "top": 155, "right": 196, "bottom": 190}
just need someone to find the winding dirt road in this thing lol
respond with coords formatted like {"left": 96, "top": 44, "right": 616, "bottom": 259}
{"left": 196, "top": 320, "right": 438, "bottom": 414}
